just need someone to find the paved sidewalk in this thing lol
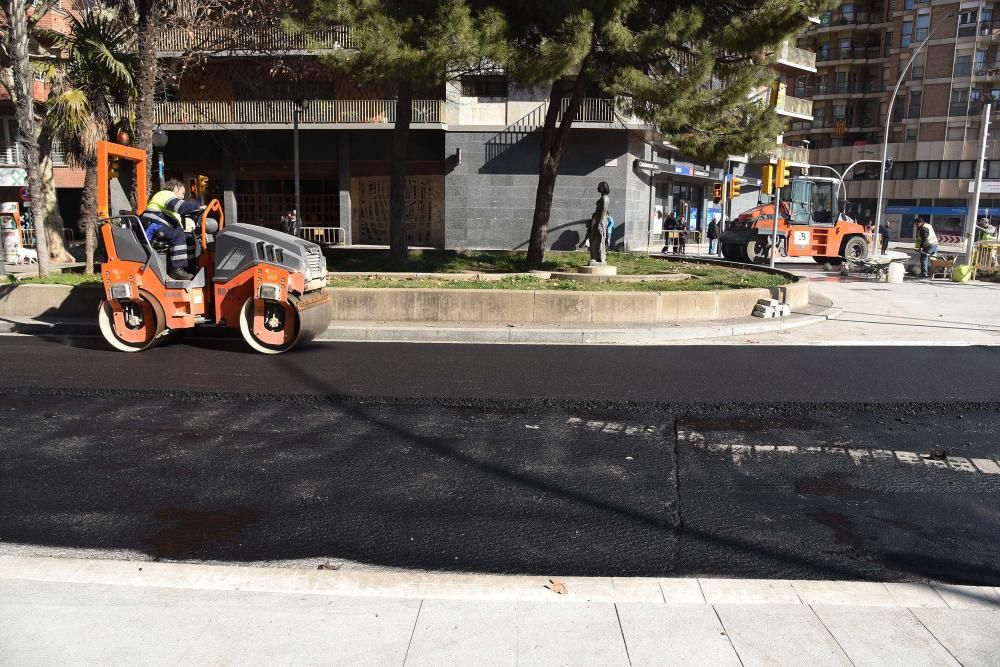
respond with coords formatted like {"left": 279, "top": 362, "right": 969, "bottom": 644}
{"left": 2, "top": 557, "right": 998, "bottom": 665}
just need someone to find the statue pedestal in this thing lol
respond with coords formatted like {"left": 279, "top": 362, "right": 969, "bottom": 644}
{"left": 577, "top": 264, "right": 618, "bottom": 276}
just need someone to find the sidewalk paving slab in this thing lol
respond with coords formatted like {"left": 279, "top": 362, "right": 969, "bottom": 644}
{"left": 882, "top": 582, "right": 951, "bottom": 608}
{"left": 931, "top": 584, "right": 1000, "bottom": 610}
{"left": 699, "top": 578, "right": 802, "bottom": 604}
{"left": 515, "top": 601, "right": 630, "bottom": 666}
{"left": 910, "top": 607, "right": 1000, "bottom": 667}
{"left": 812, "top": 604, "right": 960, "bottom": 667}
{"left": 405, "top": 599, "right": 517, "bottom": 666}
{"left": 791, "top": 580, "right": 900, "bottom": 607}
{"left": 713, "top": 603, "right": 853, "bottom": 666}
{"left": 617, "top": 602, "right": 742, "bottom": 667}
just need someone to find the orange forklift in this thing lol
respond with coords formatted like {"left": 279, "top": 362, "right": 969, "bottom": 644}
{"left": 96, "top": 140, "right": 332, "bottom": 354}
{"left": 720, "top": 175, "right": 871, "bottom": 264}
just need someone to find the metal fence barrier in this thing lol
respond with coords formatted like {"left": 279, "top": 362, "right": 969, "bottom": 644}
{"left": 971, "top": 241, "right": 1000, "bottom": 280}
{"left": 646, "top": 230, "right": 703, "bottom": 255}
{"left": 300, "top": 227, "right": 345, "bottom": 246}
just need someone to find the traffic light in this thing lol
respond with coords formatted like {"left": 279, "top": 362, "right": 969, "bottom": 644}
{"left": 761, "top": 165, "right": 774, "bottom": 195}
{"left": 109, "top": 157, "right": 120, "bottom": 179}
{"left": 712, "top": 182, "right": 723, "bottom": 203}
{"left": 196, "top": 175, "right": 209, "bottom": 198}
{"left": 774, "top": 159, "right": 791, "bottom": 188}
{"left": 727, "top": 176, "right": 743, "bottom": 199}
{"left": 189, "top": 177, "right": 198, "bottom": 198}
{"left": 884, "top": 157, "right": 894, "bottom": 175}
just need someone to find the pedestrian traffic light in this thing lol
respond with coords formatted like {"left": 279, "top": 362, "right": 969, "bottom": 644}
{"left": 197, "top": 174, "right": 209, "bottom": 197}
{"left": 727, "top": 176, "right": 743, "bottom": 199}
{"left": 774, "top": 159, "right": 790, "bottom": 188}
{"left": 761, "top": 165, "right": 774, "bottom": 195}
{"left": 712, "top": 182, "right": 723, "bottom": 203}
{"left": 109, "top": 157, "right": 120, "bottom": 179}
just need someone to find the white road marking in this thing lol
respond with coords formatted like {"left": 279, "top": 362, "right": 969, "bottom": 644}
{"left": 682, "top": 429, "right": 1000, "bottom": 475}
{"left": 568, "top": 418, "right": 663, "bottom": 437}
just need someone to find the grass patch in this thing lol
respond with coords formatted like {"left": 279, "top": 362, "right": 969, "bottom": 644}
{"left": 327, "top": 249, "right": 707, "bottom": 276}
{"left": 9, "top": 272, "right": 101, "bottom": 285}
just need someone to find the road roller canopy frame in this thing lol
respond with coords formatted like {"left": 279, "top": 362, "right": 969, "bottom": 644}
{"left": 95, "top": 140, "right": 332, "bottom": 354}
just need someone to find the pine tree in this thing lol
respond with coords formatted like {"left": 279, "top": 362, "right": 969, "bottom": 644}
{"left": 305, "top": 0, "right": 506, "bottom": 263}
{"left": 500, "top": 0, "right": 830, "bottom": 266}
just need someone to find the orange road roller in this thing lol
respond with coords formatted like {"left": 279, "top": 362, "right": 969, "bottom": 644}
{"left": 95, "top": 140, "right": 332, "bottom": 354}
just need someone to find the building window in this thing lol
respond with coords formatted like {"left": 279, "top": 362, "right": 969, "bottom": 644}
{"left": 901, "top": 20, "right": 913, "bottom": 47}
{"left": 460, "top": 75, "right": 508, "bottom": 98}
{"left": 916, "top": 13, "right": 930, "bottom": 42}
{"left": 959, "top": 9, "right": 979, "bottom": 37}
{"left": 959, "top": 161, "right": 975, "bottom": 179}
{"left": 988, "top": 161, "right": 1000, "bottom": 179}
{"left": 950, "top": 88, "right": 970, "bottom": 115}
{"left": 955, "top": 54, "right": 973, "bottom": 76}
{"left": 908, "top": 91, "right": 922, "bottom": 118}
{"left": 946, "top": 125, "right": 966, "bottom": 140}
{"left": 905, "top": 127, "right": 919, "bottom": 142}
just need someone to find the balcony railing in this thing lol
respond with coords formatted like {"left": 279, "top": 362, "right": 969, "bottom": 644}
{"left": 775, "top": 94, "right": 813, "bottom": 118}
{"left": 955, "top": 62, "right": 974, "bottom": 77}
{"left": 1, "top": 141, "right": 21, "bottom": 166}
{"left": 776, "top": 42, "right": 817, "bottom": 70}
{"left": 776, "top": 144, "right": 810, "bottom": 164}
{"left": 153, "top": 99, "right": 445, "bottom": 125}
{"left": 975, "top": 63, "right": 1000, "bottom": 76}
{"left": 155, "top": 26, "right": 359, "bottom": 53}
{"left": 816, "top": 45, "right": 883, "bottom": 62}
{"left": 559, "top": 97, "right": 616, "bottom": 123}
{"left": 817, "top": 11, "right": 873, "bottom": 27}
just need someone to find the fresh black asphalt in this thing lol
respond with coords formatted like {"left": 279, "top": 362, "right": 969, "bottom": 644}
{"left": 0, "top": 336, "right": 998, "bottom": 584}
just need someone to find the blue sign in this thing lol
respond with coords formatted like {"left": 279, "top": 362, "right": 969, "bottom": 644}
{"left": 885, "top": 205, "right": 987, "bottom": 216}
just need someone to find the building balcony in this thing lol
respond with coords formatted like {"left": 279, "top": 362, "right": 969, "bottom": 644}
{"left": 152, "top": 99, "right": 446, "bottom": 128}
{"left": 774, "top": 42, "right": 817, "bottom": 73}
{"left": 775, "top": 94, "right": 813, "bottom": 120}
{"left": 1, "top": 141, "right": 20, "bottom": 166}
{"left": 155, "top": 26, "right": 359, "bottom": 55}
{"left": 815, "top": 45, "right": 884, "bottom": 63}
{"left": 775, "top": 144, "right": 810, "bottom": 166}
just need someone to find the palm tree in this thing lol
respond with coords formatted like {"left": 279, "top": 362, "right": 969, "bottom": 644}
{"left": 43, "top": 11, "right": 137, "bottom": 273}
{"left": 4, "top": 0, "right": 53, "bottom": 275}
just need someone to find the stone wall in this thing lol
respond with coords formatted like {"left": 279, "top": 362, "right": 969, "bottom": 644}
{"left": 444, "top": 129, "right": 632, "bottom": 250}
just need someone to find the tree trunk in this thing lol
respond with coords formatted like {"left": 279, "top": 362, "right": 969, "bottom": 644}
{"left": 525, "top": 69, "right": 591, "bottom": 268}
{"left": 38, "top": 132, "right": 75, "bottom": 263}
{"left": 9, "top": 0, "right": 51, "bottom": 276}
{"left": 389, "top": 81, "right": 413, "bottom": 265}
{"left": 81, "top": 162, "right": 98, "bottom": 274}
{"left": 133, "top": 0, "right": 158, "bottom": 193}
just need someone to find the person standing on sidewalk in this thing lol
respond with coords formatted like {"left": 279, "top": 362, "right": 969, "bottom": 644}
{"left": 707, "top": 217, "right": 719, "bottom": 255}
{"left": 914, "top": 217, "right": 938, "bottom": 278}
{"left": 878, "top": 221, "right": 890, "bottom": 255}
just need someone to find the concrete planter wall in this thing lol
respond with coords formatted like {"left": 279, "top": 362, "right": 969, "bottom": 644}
{"left": 0, "top": 279, "right": 808, "bottom": 324}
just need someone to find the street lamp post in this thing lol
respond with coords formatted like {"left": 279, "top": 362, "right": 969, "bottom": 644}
{"left": 874, "top": 12, "right": 958, "bottom": 255}
{"left": 293, "top": 100, "right": 310, "bottom": 237}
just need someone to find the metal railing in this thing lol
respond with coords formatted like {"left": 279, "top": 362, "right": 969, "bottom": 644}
{"left": 816, "top": 45, "right": 883, "bottom": 62}
{"left": 300, "top": 227, "right": 345, "bottom": 246}
{"left": 154, "top": 99, "right": 446, "bottom": 125}
{"left": 776, "top": 42, "right": 817, "bottom": 70}
{"left": 955, "top": 62, "right": 973, "bottom": 76}
{"left": 558, "top": 97, "right": 616, "bottom": 123}
{"left": 1, "top": 141, "right": 21, "bottom": 166}
{"left": 155, "top": 26, "right": 359, "bottom": 53}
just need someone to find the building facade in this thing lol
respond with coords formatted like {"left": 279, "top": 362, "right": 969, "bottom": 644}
{"left": 788, "top": 0, "right": 1000, "bottom": 243}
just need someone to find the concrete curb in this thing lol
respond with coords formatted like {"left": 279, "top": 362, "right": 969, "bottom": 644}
{"left": 1, "top": 555, "right": 997, "bottom": 609}
{"left": 0, "top": 299, "right": 839, "bottom": 345}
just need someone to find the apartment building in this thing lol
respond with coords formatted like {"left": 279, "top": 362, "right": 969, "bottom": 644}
{"left": 0, "top": 0, "right": 85, "bottom": 220}
{"left": 788, "top": 0, "right": 1000, "bottom": 243}
{"left": 153, "top": 20, "right": 822, "bottom": 251}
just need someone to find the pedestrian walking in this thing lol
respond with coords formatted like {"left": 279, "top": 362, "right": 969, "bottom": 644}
{"left": 661, "top": 212, "right": 677, "bottom": 254}
{"left": 707, "top": 217, "right": 719, "bottom": 255}
{"left": 914, "top": 217, "right": 938, "bottom": 278}
{"left": 878, "top": 221, "right": 890, "bottom": 255}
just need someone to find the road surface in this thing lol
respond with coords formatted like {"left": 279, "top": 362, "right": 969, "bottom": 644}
{"left": 1, "top": 335, "right": 998, "bottom": 584}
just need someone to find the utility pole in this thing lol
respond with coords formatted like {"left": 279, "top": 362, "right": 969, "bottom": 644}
{"left": 963, "top": 103, "right": 990, "bottom": 265}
